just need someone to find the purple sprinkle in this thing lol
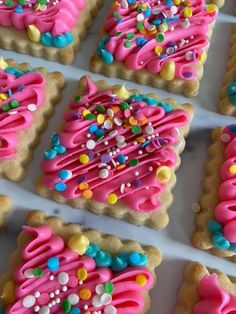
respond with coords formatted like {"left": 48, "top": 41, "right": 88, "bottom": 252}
{"left": 87, "top": 150, "right": 95, "bottom": 160}
{"left": 133, "top": 107, "right": 140, "bottom": 114}
{"left": 77, "top": 175, "right": 86, "bottom": 183}
{"left": 17, "top": 84, "right": 25, "bottom": 92}
{"left": 167, "top": 41, "right": 176, "bottom": 47}
{"left": 183, "top": 72, "right": 193, "bottom": 79}
{"left": 72, "top": 112, "right": 80, "bottom": 120}
{"left": 101, "top": 154, "right": 111, "bottom": 163}
{"left": 133, "top": 179, "right": 141, "bottom": 188}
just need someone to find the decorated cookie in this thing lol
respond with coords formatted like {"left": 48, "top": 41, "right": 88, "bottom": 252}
{"left": 193, "top": 125, "right": 236, "bottom": 261}
{"left": 0, "top": 0, "right": 104, "bottom": 64}
{"left": 36, "top": 75, "right": 194, "bottom": 229}
{"left": 0, "top": 58, "right": 65, "bottom": 181}
{"left": 0, "top": 210, "right": 161, "bottom": 314}
{"left": 0, "top": 195, "right": 11, "bottom": 228}
{"left": 218, "top": 25, "right": 236, "bottom": 115}
{"left": 174, "top": 262, "right": 236, "bottom": 314}
{"left": 90, "top": 0, "right": 218, "bottom": 97}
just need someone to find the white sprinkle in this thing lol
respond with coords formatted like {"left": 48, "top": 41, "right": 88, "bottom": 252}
{"left": 135, "top": 171, "right": 139, "bottom": 176}
{"left": 39, "top": 306, "right": 50, "bottom": 314}
{"left": 107, "top": 108, "right": 114, "bottom": 117}
{"left": 221, "top": 133, "right": 230, "bottom": 142}
{"left": 62, "top": 286, "right": 67, "bottom": 292}
{"left": 120, "top": 183, "right": 125, "bottom": 194}
{"left": 104, "top": 305, "right": 117, "bottom": 314}
{"left": 84, "top": 304, "right": 89, "bottom": 310}
{"left": 136, "top": 13, "right": 144, "bottom": 22}
{"left": 104, "top": 120, "right": 113, "bottom": 129}
{"left": 92, "top": 295, "right": 102, "bottom": 307}
{"left": 148, "top": 166, "right": 153, "bottom": 172}
{"left": 24, "top": 269, "right": 34, "bottom": 279}
{"left": 55, "top": 289, "right": 60, "bottom": 295}
{"left": 23, "top": 295, "right": 36, "bottom": 308}
{"left": 138, "top": 150, "right": 143, "bottom": 155}
{"left": 127, "top": 183, "right": 131, "bottom": 188}
{"left": 96, "top": 284, "right": 105, "bottom": 295}
{"left": 104, "top": 141, "right": 109, "bottom": 145}
{"left": 101, "top": 293, "right": 112, "bottom": 305}
{"left": 99, "top": 168, "right": 109, "bottom": 179}
{"left": 116, "top": 135, "right": 125, "bottom": 143}
{"left": 109, "top": 130, "right": 118, "bottom": 137}
{"left": 185, "top": 51, "right": 193, "bottom": 61}
{"left": 58, "top": 272, "right": 69, "bottom": 285}
{"left": 55, "top": 298, "right": 60, "bottom": 304}
{"left": 86, "top": 139, "right": 96, "bottom": 150}
{"left": 49, "top": 275, "right": 54, "bottom": 280}
{"left": 34, "top": 305, "right": 40, "bottom": 312}
{"left": 34, "top": 291, "right": 40, "bottom": 298}
{"left": 48, "top": 303, "right": 52, "bottom": 308}
{"left": 68, "top": 293, "right": 80, "bottom": 305}
{"left": 51, "top": 300, "right": 56, "bottom": 306}
{"left": 28, "top": 104, "right": 37, "bottom": 112}
{"left": 50, "top": 292, "right": 54, "bottom": 298}
{"left": 114, "top": 117, "right": 122, "bottom": 126}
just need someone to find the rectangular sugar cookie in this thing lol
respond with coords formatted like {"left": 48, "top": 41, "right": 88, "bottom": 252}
{"left": 36, "top": 75, "right": 194, "bottom": 229}
{"left": 218, "top": 25, "right": 236, "bottom": 115}
{"left": 0, "top": 210, "right": 161, "bottom": 314}
{"left": 174, "top": 262, "right": 236, "bottom": 314}
{"left": 0, "top": 0, "right": 104, "bottom": 64}
{"left": 0, "top": 195, "right": 11, "bottom": 228}
{"left": 192, "top": 125, "right": 236, "bottom": 261}
{"left": 90, "top": 0, "right": 218, "bottom": 97}
{"left": 0, "top": 58, "right": 65, "bottom": 181}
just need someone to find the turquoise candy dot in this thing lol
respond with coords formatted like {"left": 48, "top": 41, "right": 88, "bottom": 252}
{"left": 118, "top": 252, "right": 130, "bottom": 261}
{"left": 158, "top": 102, "right": 173, "bottom": 112}
{"left": 44, "top": 149, "right": 57, "bottom": 160}
{"left": 5, "top": 67, "right": 24, "bottom": 77}
{"left": 55, "top": 145, "right": 66, "bottom": 155}
{"left": 230, "top": 94, "right": 236, "bottom": 106}
{"left": 64, "top": 32, "right": 73, "bottom": 45}
{"left": 51, "top": 133, "right": 60, "bottom": 146}
{"left": 111, "top": 256, "right": 128, "bottom": 271}
{"left": 212, "top": 234, "right": 230, "bottom": 250}
{"left": 100, "top": 49, "right": 114, "bottom": 64}
{"left": 117, "top": 154, "right": 126, "bottom": 164}
{"left": 55, "top": 181, "right": 67, "bottom": 192}
{"left": 86, "top": 243, "right": 100, "bottom": 257}
{"left": 145, "top": 97, "right": 158, "bottom": 106}
{"left": 227, "top": 83, "right": 236, "bottom": 96}
{"left": 207, "top": 220, "right": 222, "bottom": 233}
{"left": 229, "top": 243, "right": 236, "bottom": 252}
{"left": 129, "top": 252, "right": 148, "bottom": 266}
{"left": 69, "top": 308, "right": 81, "bottom": 314}
{"left": 95, "top": 250, "right": 112, "bottom": 267}
{"left": 52, "top": 35, "right": 67, "bottom": 48}
{"left": 58, "top": 170, "right": 72, "bottom": 180}
{"left": 47, "top": 257, "right": 60, "bottom": 271}
{"left": 129, "top": 94, "right": 145, "bottom": 102}
{"left": 41, "top": 32, "right": 52, "bottom": 46}
{"left": 89, "top": 124, "right": 98, "bottom": 133}
{"left": 98, "top": 35, "right": 110, "bottom": 51}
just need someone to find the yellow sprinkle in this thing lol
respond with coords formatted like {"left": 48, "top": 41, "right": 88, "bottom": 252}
{"left": 0, "top": 57, "right": 8, "bottom": 70}
{"left": 136, "top": 274, "right": 147, "bottom": 286}
{"left": 154, "top": 45, "right": 163, "bottom": 55}
{"left": 0, "top": 93, "right": 8, "bottom": 100}
{"left": 200, "top": 53, "right": 206, "bottom": 62}
{"left": 112, "top": 85, "right": 131, "bottom": 100}
{"left": 79, "top": 288, "right": 91, "bottom": 300}
{"left": 1, "top": 281, "right": 15, "bottom": 304}
{"left": 97, "top": 114, "right": 105, "bottom": 124}
{"left": 68, "top": 235, "right": 90, "bottom": 255}
{"left": 174, "top": 0, "right": 181, "bottom": 4}
{"left": 207, "top": 4, "right": 217, "bottom": 13}
{"left": 156, "top": 166, "right": 172, "bottom": 183}
{"left": 77, "top": 268, "right": 88, "bottom": 281}
{"left": 129, "top": 116, "right": 138, "bottom": 126}
{"left": 79, "top": 154, "right": 89, "bottom": 164}
{"left": 229, "top": 165, "right": 236, "bottom": 174}
{"left": 82, "top": 109, "right": 91, "bottom": 117}
{"left": 83, "top": 189, "right": 93, "bottom": 199}
{"left": 183, "top": 7, "right": 192, "bottom": 18}
{"left": 107, "top": 193, "right": 118, "bottom": 204}
{"left": 27, "top": 24, "right": 41, "bottom": 43}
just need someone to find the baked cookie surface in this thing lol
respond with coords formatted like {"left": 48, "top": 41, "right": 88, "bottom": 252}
{"left": 36, "top": 75, "right": 194, "bottom": 229}
{"left": 0, "top": 0, "right": 104, "bottom": 64}
{"left": 0, "top": 195, "right": 11, "bottom": 228}
{"left": 0, "top": 58, "right": 65, "bottom": 181}
{"left": 0, "top": 210, "right": 161, "bottom": 314}
{"left": 90, "top": 0, "right": 218, "bottom": 97}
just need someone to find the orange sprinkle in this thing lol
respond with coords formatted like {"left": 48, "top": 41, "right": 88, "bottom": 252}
{"left": 84, "top": 312, "right": 91, "bottom": 314}
{"left": 117, "top": 164, "right": 126, "bottom": 170}
{"left": 79, "top": 182, "right": 89, "bottom": 191}
{"left": 112, "top": 106, "right": 120, "bottom": 113}
{"left": 139, "top": 118, "right": 148, "bottom": 125}
{"left": 129, "top": 116, "right": 138, "bottom": 125}
{"left": 79, "top": 288, "right": 91, "bottom": 300}
{"left": 124, "top": 123, "right": 132, "bottom": 129}
{"left": 136, "top": 137, "right": 145, "bottom": 143}
{"left": 140, "top": 29, "right": 147, "bottom": 35}
{"left": 83, "top": 189, "right": 93, "bottom": 199}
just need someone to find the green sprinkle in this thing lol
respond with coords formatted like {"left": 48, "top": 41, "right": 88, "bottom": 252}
{"left": 104, "top": 281, "right": 114, "bottom": 294}
{"left": 1, "top": 104, "right": 10, "bottom": 112}
{"left": 32, "top": 268, "right": 44, "bottom": 277}
{"left": 124, "top": 40, "right": 132, "bottom": 48}
{"left": 129, "top": 159, "right": 139, "bottom": 167}
{"left": 39, "top": 0, "right": 46, "bottom": 4}
{"left": 131, "top": 125, "right": 141, "bottom": 134}
{"left": 86, "top": 113, "right": 95, "bottom": 120}
{"left": 4, "top": 0, "right": 13, "bottom": 6}
{"left": 10, "top": 100, "right": 19, "bottom": 108}
{"left": 156, "top": 33, "right": 165, "bottom": 42}
{"left": 115, "top": 32, "right": 122, "bottom": 36}
{"left": 75, "top": 95, "right": 82, "bottom": 103}
{"left": 120, "top": 102, "right": 129, "bottom": 110}
{"left": 126, "top": 33, "right": 135, "bottom": 40}
{"left": 113, "top": 12, "right": 121, "bottom": 19}
{"left": 62, "top": 300, "right": 71, "bottom": 313}
{"left": 18, "top": 0, "right": 26, "bottom": 4}
{"left": 96, "top": 105, "right": 106, "bottom": 113}
{"left": 136, "top": 23, "right": 145, "bottom": 31}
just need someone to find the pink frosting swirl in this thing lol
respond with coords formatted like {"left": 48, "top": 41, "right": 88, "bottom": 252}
{"left": 101, "top": 0, "right": 217, "bottom": 79}
{"left": 6, "top": 225, "right": 153, "bottom": 314}
{"left": 0, "top": 68, "right": 45, "bottom": 160}
{"left": 194, "top": 274, "right": 236, "bottom": 314}
{"left": 40, "top": 76, "right": 190, "bottom": 212}
{"left": 0, "top": 0, "right": 84, "bottom": 36}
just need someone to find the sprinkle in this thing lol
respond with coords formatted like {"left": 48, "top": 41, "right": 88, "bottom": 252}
{"left": 68, "top": 294, "right": 80, "bottom": 305}
{"left": 32, "top": 268, "right": 44, "bottom": 277}
{"left": 99, "top": 168, "right": 109, "bottom": 179}
{"left": 79, "top": 288, "right": 92, "bottom": 300}
{"left": 131, "top": 125, "right": 141, "bottom": 134}
{"left": 23, "top": 295, "right": 36, "bottom": 308}
{"left": 83, "top": 189, "right": 93, "bottom": 199}
{"left": 79, "top": 182, "right": 89, "bottom": 190}
{"left": 135, "top": 274, "right": 147, "bottom": 286}
{"left": 96, "top": 105, "right": 106, "bottom": 113}
{"left": 104, "top": 281, "right": 114, "bottom": 294}
{"left": 77, "top": 268, "right": 88, "bottom": 281}
{"left": 97, "top": 114, "right": 105, "bottom": 124}
{"left": 79, "top": 154, "right": 90, "bottom": 164}
{"left": 89, "top": 124, "right": 98, "bottom": 133}
{"left": 101, "top": 154, "right": 111, "bottom": 163}
{"left": 62, "top": 299, "right": 71, "bottom": 313}
{"left": 129, "top": 159, "right": 139, "bottom": 167}
{"left": 24, "top": 269, "right": 34, "bottom": 278}
{"left": 55, "top": 181, "right": 67, "bottom": 192}
{"left": 47, "top": 257, "right": 60, "bottom": 271}
{"left": 58, "top": 272, "right": 69, "bottom": 285}
{"left": 28, "top": 103, "right": 37, "bottom": 111}
{"left": 86, "top": 139, "right": 96, "bottom": 150}
{"left": 104, "top": 305, "right": 117, "bottom": 314}
{"left": 107, "top": 193, "right": 118, "bottom": 204}
{"left": 96, "top": 284, "right": 105, "bottom": 295}
{"left": 104, "top": 120, "right": 113, "bottom": 129}
{"left": 229, "top": 165, "right": 236, "bottom": 174}
{"left": 58, "top": 169, "right": 72, "bottom": 180}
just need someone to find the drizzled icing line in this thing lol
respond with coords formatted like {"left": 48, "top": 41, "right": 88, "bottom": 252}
{"left": 96, "top": 0, "right": 217, "bottom": 80}
{"left": 40, "top": 76, "right": 190, "bottom": 213}
{"left": 2, "top": 225, "right": 154, "bottom": 314}
{"left": 0, "top": 61, "right": 45, "bottom": 160}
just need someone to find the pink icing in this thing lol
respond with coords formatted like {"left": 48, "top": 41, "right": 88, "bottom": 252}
{"left": 40, "top": 76, "right": 190, "bottom": 213}
{"left": 0, "top": 0, "right": 84, "bottom": 36}
{"left": 6, "top": 225, "right": 153, "bottom": 314}
{"left": 194, "top": 274, "right": 236, "bottom": 314}
{"left": 101, "top": 0, "right": 217, "bottom": 80}
{"left": 213, "top": 126, "right": 236, "bottom": 243}
{"left": 0, "top": 68, "right": 45, "bottom": 160}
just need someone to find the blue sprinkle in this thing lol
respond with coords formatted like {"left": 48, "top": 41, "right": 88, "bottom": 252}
{"left": 152, "top": 19, "right": 162, "bottom": 26}
{"left": 95, "top": 128, "right": 105, "bottom": 137}
{"left": 89, "top": 124, "right": 98, "bottom": 133}
{"left": 230, "top": 94, "right": 236, "bottom": 106}
{"left": 212, "top": 234, "right": 230, "bottom": 250}
{"left": 207, "top": 220, "right": 222, "bottom": 233}
{"left": 100, "top": 49, "right": 114, "bottom": 64}
{"left": 159, "top": 54, "right": 168, "bottom": 59}
{"left": 69, "top": 308, "right": 81, "bottom": 314}
{"left": 52, "top": 35, "right": 67, "bottom": 48}
{"left": 128, "top": 0, "right": 135, "bottom": 4}
{"left": 141, "top": 141, "right": 150, "bottom": 147}
{"left": 136, "top": 37, "right": 147, "bottom": 46}
{"left": 117, "top": 154, "right": 126, "bottom": 164}
{"left": 44, "top": 149, "right": 57, "bottom": 160}
{"left": 8, "top": 89, "right": 12, "bottom": 97}
{"left": 118, "top": 252, "right": 130, "bottom": 261}
{"left": 111, "top": 256, "right": 127, "bottom": 271}
{"left": 144, "top": 8, "right": 151, "bottom": 17}
{"left": 41, "top": 32, "right": 52, "bottom": 47}
{"left": 54, "top": 182, "right": 67, "bottom": 192}
{"left": 145, "top": 97, "right": 158, "bottom": 106}
{"left": 15, "top": 6, "right": 23, "bottom": 13}
{"left": 129, "top": 252, "right": 140, "bottom": 265}
{"left": 58, "top": 169, "right": 72, "bottom": 180}
{"left": 54, "top": 145, "right": 66, "bottom": 155}
{"left": 51, "top": 133, "right": 60, "bottom": 146}
{"left": 47, "top": 257, "right": 60, "bottom": 271}
{"left": 64, "top": 32, "right": 73, "bottom": 45}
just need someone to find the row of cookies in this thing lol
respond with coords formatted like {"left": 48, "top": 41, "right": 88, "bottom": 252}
{"left": 0, "top": 1, "right": 235, "bottom": 98}
{"left": 0, "top": 206, "right": 236, "bottom": 313}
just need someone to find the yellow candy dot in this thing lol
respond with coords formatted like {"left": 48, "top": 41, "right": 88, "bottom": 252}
{"left": 174, "top": 0, "right": 181, "bottom": 4}
{"left": 183, "top": 7, "right": 192, "bottom": 18}
{"left": 136, "top": 274, "right": 147, "bottom": 286}
{"left": 229, "top": 165, "right": 236, "bottom": 174}
{"left": 154, "top": 45, "right": 163, "bottom": 55}
{"left": 0, "top": 93, "right": 8, "bottom": 100}
{"left": 79, "top": 288, "right": 91, "bottom": 300}
{"left": 83, "top": 189, "right": 93, "bottom": 199}
{"left": 107, "top": 193, "right": 118, "bottom": 204}
{"left": 156, "top": 166, "right": 172, "bottom": 183}
{"left": 77, "top": 268, "right": 88, "bottom": 281}
{"left": 82, "top": 109, "right": 91, "bottom": 117}
{"left": 97, "top": 114, "right": 105, "bottom": 124}
{"left": 200, "top": 53, "right": 206, "bottom": 62}
{"left": 68, "top": 235, "right": 90, "bottom": 255}
{"left": 207, "top": 4, "right": 217, "bottom": 13}
{"left": 79, "top": 182, "right": 89, "bottom": 191}
{"left": 79, "top": 154, "right": 89, "bottom": 164}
